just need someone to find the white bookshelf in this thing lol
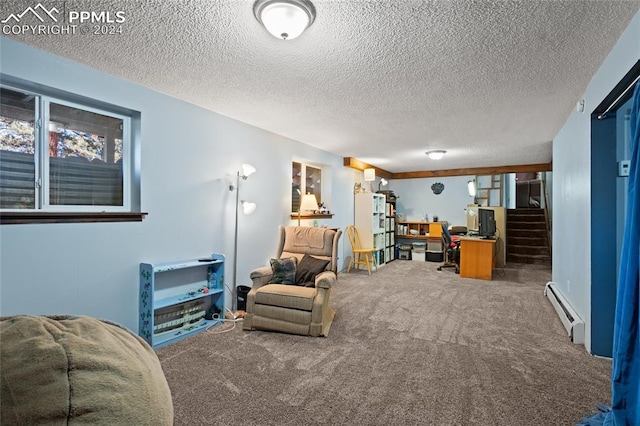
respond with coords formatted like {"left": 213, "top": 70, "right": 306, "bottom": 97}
{"left": 355, "top": 192, "right": 386, "bottom": 264}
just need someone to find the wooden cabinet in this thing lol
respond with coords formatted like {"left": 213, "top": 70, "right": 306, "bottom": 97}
{"left": 355, "top": 192, "right": 386, "bottom": 265}
{"left": 459, "top": 238, "right": 496, "bottom": 280}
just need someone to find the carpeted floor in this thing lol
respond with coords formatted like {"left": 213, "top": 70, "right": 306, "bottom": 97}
{"left": 157, "top": 261, "right": 611, "bottom": 426}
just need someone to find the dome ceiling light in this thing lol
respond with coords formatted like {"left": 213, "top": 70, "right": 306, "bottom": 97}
{"left": 253, "top": 0, "right": 316, "bottom": 40}
{"left": 426, "top": 150, "right": 447, "bottom": 160}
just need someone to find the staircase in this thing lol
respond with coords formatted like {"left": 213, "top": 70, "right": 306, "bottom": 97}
{"left": 506, "top": 209, "right": 551, "bottom": 266}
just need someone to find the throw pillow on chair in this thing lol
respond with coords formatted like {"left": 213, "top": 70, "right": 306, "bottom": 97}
{"left": 269, "top": 257, "right": 298, "bottom": 284}
{"left": 295, "top": 254, "right": 330, "bottom": 287}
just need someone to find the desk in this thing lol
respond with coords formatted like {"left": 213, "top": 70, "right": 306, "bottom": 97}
{"left": 459, "top": 237, "right": 496, "bottom": 280}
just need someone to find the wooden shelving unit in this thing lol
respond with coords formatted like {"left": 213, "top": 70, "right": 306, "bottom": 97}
{"left": 396, "top": 221, "right": 443, "bottom": 239}
{"left": 396, "top": 221, "right": 444, "bottom": 262}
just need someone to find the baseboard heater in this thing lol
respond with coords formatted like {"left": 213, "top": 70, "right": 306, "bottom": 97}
{"left": 544, "top": 282, "right": 585, "bottom": 344}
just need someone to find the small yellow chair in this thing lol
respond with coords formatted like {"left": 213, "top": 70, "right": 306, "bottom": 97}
{"left": 346, "top": 225, "right": 378, "bottom": 275}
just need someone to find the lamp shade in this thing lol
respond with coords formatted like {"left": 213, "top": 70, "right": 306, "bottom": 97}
{"left": 241, "top": 200, "right": 257, "bottom": 215}
{"left": 241, "top": 163, "right": 256, "bottom": 178}
{"left": 364, "top": 168, "right": 376, "bottom": 181}
{"left": 426, "top": 150, "right": 446, "bottom": 160}
{"left": 299, "top": 193, "right": 318, "bottom": 212}
{"left": 254, "top": 0, "right": 316, "bottom": 40}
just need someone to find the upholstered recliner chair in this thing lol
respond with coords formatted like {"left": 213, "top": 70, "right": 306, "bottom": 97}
{"left": 243, "top": 225, "right": 342, "bottom": 337}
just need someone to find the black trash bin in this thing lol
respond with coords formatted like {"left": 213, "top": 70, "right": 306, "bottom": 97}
{"left": 236, "top": 286, "right": 251, "bottom": 311}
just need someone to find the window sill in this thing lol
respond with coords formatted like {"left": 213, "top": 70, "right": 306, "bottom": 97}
{"left": 289, "top": 213, "right": 334, "bottom": 220}
{"left": 1, "top": 212, "right": 148, "bottom": 225}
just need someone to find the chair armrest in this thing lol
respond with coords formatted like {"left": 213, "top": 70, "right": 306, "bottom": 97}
{"left": 314, "top": 271, "right": 336, "bottom": 289}
{"left": 250, "top": 266, "right": 273, "bottom": 289}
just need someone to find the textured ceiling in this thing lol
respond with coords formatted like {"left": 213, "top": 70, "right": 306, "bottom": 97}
{"left": 2, "top": 0, "right": 639, "bottom": 172}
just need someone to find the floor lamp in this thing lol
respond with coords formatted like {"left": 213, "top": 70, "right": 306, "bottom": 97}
{"left": 229, "top": 163, "right": 256, "bottom": 317}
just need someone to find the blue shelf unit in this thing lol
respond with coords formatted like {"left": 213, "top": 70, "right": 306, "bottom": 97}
{"left": 139, "top": 254, "right": 225, "bottom": 349}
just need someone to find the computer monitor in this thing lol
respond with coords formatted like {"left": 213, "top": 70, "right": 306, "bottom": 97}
{"left": 478, "top": 208, "right": 496, "bottom": 239}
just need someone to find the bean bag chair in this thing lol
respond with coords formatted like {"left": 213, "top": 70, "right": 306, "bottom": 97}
{"left": 1, "top": 315, "right": 173, "bottom": 425}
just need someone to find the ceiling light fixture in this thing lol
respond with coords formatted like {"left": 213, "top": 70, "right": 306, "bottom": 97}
{"left": 253, "top": 0, "right": 316, "bottom": 40}
{"left": 426, "top": 150, "right": 446, "bottom": 160}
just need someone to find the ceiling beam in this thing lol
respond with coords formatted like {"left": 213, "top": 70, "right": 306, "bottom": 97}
{"left": 392, "top": 163, "right": 553, "bottom": 179}
{"left": 343, "top": 157, "right": 394, "bottom": 179}
{"left": 344, "top": 157, "right": 552, "bottom": 179}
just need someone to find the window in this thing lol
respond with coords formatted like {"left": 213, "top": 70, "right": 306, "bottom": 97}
{"left": 0, "top": 80, "right": 141, "bottom": 223}
{"left": 291, "top": 161, "right": 323, "bottom": 212}
{"left": 1, "top": 87, "right": 36, "bottom": 209}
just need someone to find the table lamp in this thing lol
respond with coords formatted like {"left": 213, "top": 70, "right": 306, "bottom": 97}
{"left": 298, "top": 193, "right": 318, "bottom": 225}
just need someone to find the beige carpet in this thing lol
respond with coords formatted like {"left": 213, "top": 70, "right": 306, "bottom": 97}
{"left": 157, "top": 261, "right": 611, "bottom": 425}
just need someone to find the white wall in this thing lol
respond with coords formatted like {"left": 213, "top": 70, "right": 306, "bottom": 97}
{"left": 390, "top": 175, "right": 475, "bottom": 226}
{"left": 552, "top": 11, "right": 640, "bottom": 353}
{"left": 0, "top": 38, "right": 354, "bottom": 332}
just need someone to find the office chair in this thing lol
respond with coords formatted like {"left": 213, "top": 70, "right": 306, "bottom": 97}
{"left": 437, "top": 223, "right": 460, "bottom": 274}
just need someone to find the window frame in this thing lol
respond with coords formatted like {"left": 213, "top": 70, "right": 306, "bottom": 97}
{"left": 291, "top": 160, "right": 330, "bottom": 216}
{"left": 0, "top": 75, "right": 144, "bottom": 224}
{"left": 40, "top": 96, "right": 132, "bottom": 212}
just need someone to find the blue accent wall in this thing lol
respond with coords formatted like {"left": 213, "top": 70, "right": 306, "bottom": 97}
{"left": 590, "top": 115, "right": 618, "bottom": 357}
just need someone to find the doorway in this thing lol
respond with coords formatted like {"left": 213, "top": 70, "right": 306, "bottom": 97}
{"left": 590, "top": 60, "right": 639, "bottom": 357}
